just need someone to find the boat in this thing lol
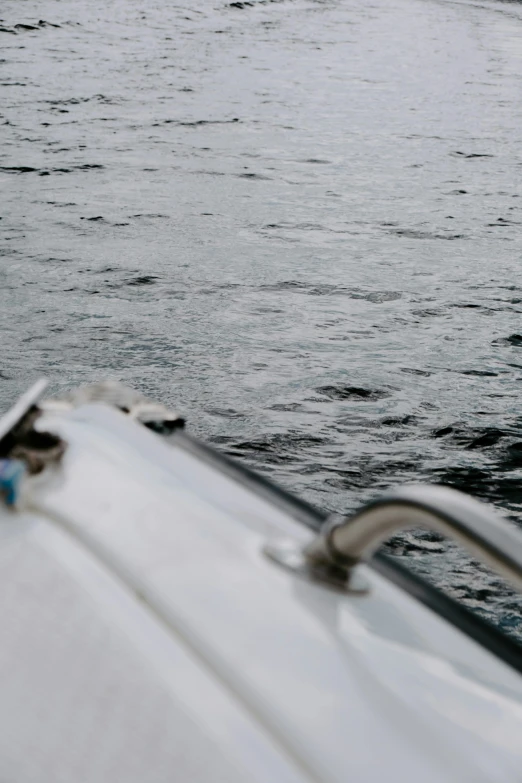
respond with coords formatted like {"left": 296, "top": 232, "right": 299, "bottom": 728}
{"left": 0, "top": 379, "right": 521, "bottom": 782}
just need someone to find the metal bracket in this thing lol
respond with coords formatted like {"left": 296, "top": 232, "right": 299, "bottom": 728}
{"left": 0, "top": 379, "right": 65, "bottom": 476}
{"left": 263, "top": 537, "right": 370, "bottom": 594}
{"left": 0, "top": 379, "right": 48, "bottom": 445}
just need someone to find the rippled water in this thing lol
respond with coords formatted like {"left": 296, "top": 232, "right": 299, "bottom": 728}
{"left": 2, "top": 0, "right": 522, "bottom": 635}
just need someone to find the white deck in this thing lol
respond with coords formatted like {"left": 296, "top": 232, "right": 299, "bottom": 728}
{"left": 1, "top": 402, "right": 521, "bottom": 782}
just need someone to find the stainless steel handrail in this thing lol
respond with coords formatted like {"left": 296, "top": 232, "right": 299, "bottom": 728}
{"left": 304, "top": 484, "right": 522, "bottom": 591}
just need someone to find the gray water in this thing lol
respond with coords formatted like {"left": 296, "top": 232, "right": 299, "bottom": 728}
{"left": 2, "top": 0, "right": 522, "bottom": 635}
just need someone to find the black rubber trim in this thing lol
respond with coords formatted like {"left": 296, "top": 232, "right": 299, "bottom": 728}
{"left": 370, "top": 552, "right": 522, "bottom": 674}
{"left": 167, "top": 429, "right": 522, "bottom": 674}
{"left": 170, "top": 430, "right": 327, "bottom": 531}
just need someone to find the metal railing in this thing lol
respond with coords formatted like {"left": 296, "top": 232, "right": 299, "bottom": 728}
{"left": 265, "top": 484, "right": 522, "bottom": 593}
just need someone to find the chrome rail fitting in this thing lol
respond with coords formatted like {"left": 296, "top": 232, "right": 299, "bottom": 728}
{"left": 264, "top": 484, "right": 522, "bottom": 594}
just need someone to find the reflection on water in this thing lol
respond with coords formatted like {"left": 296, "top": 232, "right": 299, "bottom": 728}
{"left": 1, "top": 0, "right": 522, "bottom": 636}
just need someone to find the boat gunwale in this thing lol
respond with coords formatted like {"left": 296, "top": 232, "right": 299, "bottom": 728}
{"left": 166, "top": 428, "right": 522, "bottom": 675}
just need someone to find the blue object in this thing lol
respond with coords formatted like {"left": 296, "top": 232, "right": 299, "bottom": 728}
{"left": 0, "top": 459, "right": 25, "bottom": 507}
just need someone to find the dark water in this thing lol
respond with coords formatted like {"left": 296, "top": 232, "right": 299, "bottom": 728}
{"left": 2, "top": 0, "right": 522, "bottom": 636}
